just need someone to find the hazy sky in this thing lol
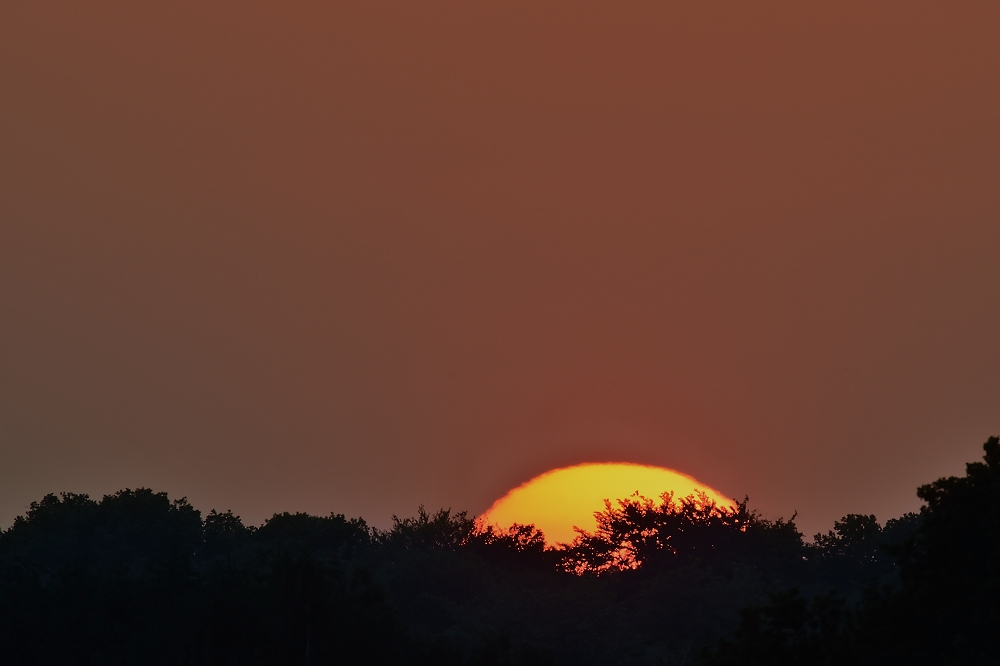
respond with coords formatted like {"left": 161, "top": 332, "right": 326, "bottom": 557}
{"left": 2, "top": 2, "right": 998, "bottom": 537}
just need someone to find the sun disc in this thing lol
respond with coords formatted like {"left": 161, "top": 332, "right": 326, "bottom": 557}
{"left": 483, "top": 463, "right": 732, "bottom": 546}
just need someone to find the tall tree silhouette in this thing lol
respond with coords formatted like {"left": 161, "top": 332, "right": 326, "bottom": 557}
{"left": 862, "top": 435, "right": 1000, "bottom": 664}
{"left": 704, "top": 436, "right": 1000, "bottom": 666}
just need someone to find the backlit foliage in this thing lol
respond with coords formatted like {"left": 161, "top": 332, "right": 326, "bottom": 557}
{"left": 559, "top": 491, "right": 801, "bottom": 575}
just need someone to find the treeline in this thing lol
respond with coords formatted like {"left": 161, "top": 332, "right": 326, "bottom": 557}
{"left": 706, "top": 436, "right": 1000, "bottom": 666}
{"left": 1, "top": 438, "right": 997, "bottom": 665}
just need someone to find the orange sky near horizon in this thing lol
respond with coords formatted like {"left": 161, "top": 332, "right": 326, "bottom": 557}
{"left": 1, "top": 2, "right": 999, "bottom": 537}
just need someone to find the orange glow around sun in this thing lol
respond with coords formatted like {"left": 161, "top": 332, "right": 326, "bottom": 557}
{"left": 482, "top": 463, "right": 733, "bottom": 546}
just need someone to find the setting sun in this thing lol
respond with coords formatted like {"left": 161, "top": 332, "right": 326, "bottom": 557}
{"left": 482, "top": 463, "right": 733, "bottom": 546}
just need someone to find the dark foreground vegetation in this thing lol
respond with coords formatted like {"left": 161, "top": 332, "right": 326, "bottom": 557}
{"left": 1, "top": 437, "right": 998, "bottom": 665}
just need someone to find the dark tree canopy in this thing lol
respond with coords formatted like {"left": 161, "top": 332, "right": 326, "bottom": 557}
{"left": 706, "top": 436, "right": 1000, "bottom": 666}
{"left": 1, "top": 437, "right": 996, "bottom": 665}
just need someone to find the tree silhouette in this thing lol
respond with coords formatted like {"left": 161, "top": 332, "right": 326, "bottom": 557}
{"left": 559, "top": 491, "right": 803, "bottom": 575}
{"left": 703, "top": 435, "right": 1000, "bottom": 666}
{"left": 863, "top": 435, "right": 1000, "bottom": 664}
{"left": 2, "top": 437, "right": 996, "bottom": 665}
